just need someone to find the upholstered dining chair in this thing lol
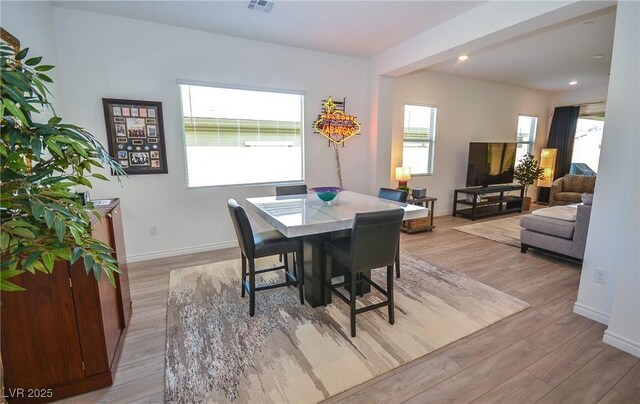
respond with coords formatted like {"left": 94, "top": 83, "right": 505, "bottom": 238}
{"left": 227, "top": 199, "right": 304, "bottom": 316}
{"left": 377, "top": 187, "right": 408, "bottom": 278}
{"left": 378, "top": 187, "right": 408, "bottom": 203}
{"left": 322, "top": 209, "right": 404, "bottom": 337}
{"left": 275, "top": 184, "right": 308, "bottom": 196}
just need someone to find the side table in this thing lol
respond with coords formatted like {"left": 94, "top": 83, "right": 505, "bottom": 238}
{"left": 537, "top": 186, "right": 551, "bottom": 205}
{"left": 402, "top": 196, "right": 436, "bottom": 233}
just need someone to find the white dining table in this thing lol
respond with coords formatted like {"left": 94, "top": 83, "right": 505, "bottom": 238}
{"left": 245, "top": 190, "right": 428, "bottom": 306}
{"left": 246, "top": 190, "right": 428, "bottom": 238}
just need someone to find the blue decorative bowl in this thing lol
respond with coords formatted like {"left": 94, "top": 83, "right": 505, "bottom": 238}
{"left": 309, "top": 187, "right": 344, "bottom": 205}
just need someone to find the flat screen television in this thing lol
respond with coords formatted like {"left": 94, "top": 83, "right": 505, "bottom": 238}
{"left": 466, "top": 142, "right": 517, "bottom": 187}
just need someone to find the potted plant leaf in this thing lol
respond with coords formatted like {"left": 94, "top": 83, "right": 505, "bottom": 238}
{"left": 1, "top": 39, "right": 125, "bottom": 292}
{"left": 514, "top": 153, "right": 545, "bottom": 211}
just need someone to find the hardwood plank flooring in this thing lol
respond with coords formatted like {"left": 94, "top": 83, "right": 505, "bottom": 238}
{"left": 527, "top": 323, "right": 609, "bottom": 387}
{"left": 614, "top": 362, "right": 640, "bottom": 401}
{"left": 537, "top": 347, "right": 638, "bottom": 403}
{"left": 599, "top": 390, "right": 638, "bottom": 404}
{"left": 471, "top": 370, "right": 554, "bottom": 404}
{"left": 56, "top": 212, "right": 639, "bottom": 403}
{"left": 406, "top": 340, "right": 547, "bottom": 403}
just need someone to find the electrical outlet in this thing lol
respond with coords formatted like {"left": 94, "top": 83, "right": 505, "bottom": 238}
{"left": 594, "top": 269, "right": 608, "bottom": 285}
{"left": 150, "top": 226, "right": 159, "bottom": 236}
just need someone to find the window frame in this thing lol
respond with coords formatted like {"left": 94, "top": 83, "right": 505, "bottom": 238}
{"left": 570, "top": 116, "right": 605, "bottom": 174}
{"left": 515, "top": 114, "right": 538, "bottom": 163}
{"left": 177, "top": 80, "right": 306, "bottom": 189}
{"left": 402, "top": 102, "right": 438, "bottom": 176}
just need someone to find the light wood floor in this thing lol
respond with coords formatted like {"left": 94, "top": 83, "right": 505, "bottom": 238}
{"left": 60, "top": 212, "right": 639, "bottom": 404}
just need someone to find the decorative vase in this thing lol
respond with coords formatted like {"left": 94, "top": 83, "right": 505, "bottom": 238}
{"left": 309, "top": 187, "right": 344, "bottom": 206}
{"left": 523, "top": 196, "right": 532, "bottom": 211}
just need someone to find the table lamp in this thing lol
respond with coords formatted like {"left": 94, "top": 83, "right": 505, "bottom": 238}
{"left": 395, "top": 167, "right": 411, "bottom": 187}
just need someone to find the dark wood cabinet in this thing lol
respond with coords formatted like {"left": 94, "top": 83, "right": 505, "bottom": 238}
{"left": 1, "top": 199, "right": 131, "bottom": 403}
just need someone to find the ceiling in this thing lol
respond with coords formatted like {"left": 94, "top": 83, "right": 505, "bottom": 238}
{"left": 51, "top": 0, "right": 615, "bottom": 94}
{"left": 428, "top": 8, "right": 616, "bottom": 93}
{"left": 52, "top": 0, "right": 483, "bottom": 58}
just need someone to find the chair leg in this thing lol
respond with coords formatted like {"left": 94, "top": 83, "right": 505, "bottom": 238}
{"left": 297, "top": 246, "right": 305, "bottom": 305}
{"left": 395, "top": 240, "right": 401, "bottom": 278}
{"left": 387, "top": 265, "right": 395, "bottom": 325}
{"left": 249, "top": 260, "right": 256, "bottom": 317}
{"left": 283, "top": 253, "right": 290, "bottom": 284}
{"left": 241, "top": 254, "right": 247, "bottom": 297}
{"left": 350, "top": 272, "right": 357, "bottom": 337}
{"left": 521, "top": 244, "right": 529, "bottom": 254}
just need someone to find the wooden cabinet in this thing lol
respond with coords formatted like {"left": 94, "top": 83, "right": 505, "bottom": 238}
{"left": 1, "top": 199, "right": 131, "bottom": 403}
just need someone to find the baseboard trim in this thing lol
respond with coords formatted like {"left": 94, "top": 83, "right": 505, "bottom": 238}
{"left": 573, "top": 302, "right": 610, "bottom": 324}
{"left": 603, "top": 330, "right": 640, "bottom": 357}
{"left": 126, "top": 240, "right": 238, "bottom": 263}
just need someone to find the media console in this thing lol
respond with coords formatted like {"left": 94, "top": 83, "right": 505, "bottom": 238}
{"left": 453, "top": 184, "right": 524, "bottom": 221}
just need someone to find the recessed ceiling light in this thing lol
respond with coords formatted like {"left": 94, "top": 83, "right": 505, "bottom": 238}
{"left": 247, "top": 0, "right": 274, "bottom": 13}
{"left": 458, "top": 55, "right": 469, "bottom": 61}
{"left": 569, "top": 81, "right": 579, "bottom": 86}
{"left": 583, "top": 21, "right": 594, "bottom": 25}
{"left": 592, "top": 54, "right": 604, "bottom": 59}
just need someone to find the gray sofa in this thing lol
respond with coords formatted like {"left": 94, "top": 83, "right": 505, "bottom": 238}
{"left": 520, "top": 202, "right": 592, "bottom": 261}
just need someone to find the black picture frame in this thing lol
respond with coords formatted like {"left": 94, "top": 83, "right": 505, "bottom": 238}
{"left": 102, "top": 98, "right": 168, "bottom": 175}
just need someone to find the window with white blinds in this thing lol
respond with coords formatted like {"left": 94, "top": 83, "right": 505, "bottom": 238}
{"left": 516, "top": 114, "right": 538, "bottom": 163}
{"left": 179, "top": 84, "right": 304, "bottom": 188}
{"left": 403, "top": 104, "right": 437, "bottom": 175}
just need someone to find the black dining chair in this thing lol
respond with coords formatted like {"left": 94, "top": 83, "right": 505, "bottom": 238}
{"left": 377, "top": 187, "right": 408, "bottom": 278}
{"left": 378, "top": 187, "right": 408, "bottom": 203}
{"left": 227, "top": 199, "right": 304, "bottom": 316}
{"left": 275, "top": 184, "right": 308, "bottom": 196}
{"left": 322, "top": 209, "right": 404, "bottom": 337}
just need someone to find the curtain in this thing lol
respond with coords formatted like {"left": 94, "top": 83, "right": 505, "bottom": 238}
{"left": 546, "top": 106, "right": 580, "bottom": 179}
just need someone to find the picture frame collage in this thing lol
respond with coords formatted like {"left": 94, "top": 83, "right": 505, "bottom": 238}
{"left": 102, "top": 98, "right": 168, "bottom": 175}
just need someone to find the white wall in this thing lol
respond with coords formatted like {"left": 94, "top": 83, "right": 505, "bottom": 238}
{"left": 550, "top": 82, "right": 609, "bottom": 109}
{"left": 546, "top": 83, "right": 609, "bottom": 139}
{"left": 390, "top": 71, "right": 551, "bottom": 214}
{"left": 46, "top": 8, "right": 369, "bottom": 261}
{"left": 1, "top": 1, "right": 64, "bottom": 117}
{"left": 575, "top": 1, "right": 640, "bottom": 357}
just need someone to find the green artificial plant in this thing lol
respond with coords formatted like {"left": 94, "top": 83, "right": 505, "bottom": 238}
{"left": 1, "top": 41, "right": 126, "bottom": 291}
{"left": 513, "top": 153, "right": 545, "bottom": 195}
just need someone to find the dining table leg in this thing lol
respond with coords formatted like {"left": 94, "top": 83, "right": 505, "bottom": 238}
{"left": 301, "top": 233, "right": 371, "bottom": 308}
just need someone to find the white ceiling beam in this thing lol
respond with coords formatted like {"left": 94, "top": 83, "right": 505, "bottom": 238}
{"left": 372, "top": 0, "right": 615, "bottom": 77}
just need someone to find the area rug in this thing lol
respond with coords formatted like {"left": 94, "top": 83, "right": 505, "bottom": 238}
{"left": 453, "top": 215, "right": 523, "bottom": 248}
{"left": 165, "top": 252, "right": 529, "bottom": 403}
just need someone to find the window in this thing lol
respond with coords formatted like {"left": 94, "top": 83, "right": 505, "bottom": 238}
{"left": 571, "top": 117, "right": 604, "bottom": 174}
{"left": 403, "top": 104, "right": 437, "bottom": 175}
{"left": 515, "top": 114, "right": 538, "bottom": 163}
{"left": 179, "top": 84, "right": 304, "bottom": 188}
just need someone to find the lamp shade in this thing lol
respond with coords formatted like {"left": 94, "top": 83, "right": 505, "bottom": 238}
{"left": 537, "top": 148, "right": 557, "bottom": 187}
{"left": 395, "top": 167, "right": 411, "bottom": 182}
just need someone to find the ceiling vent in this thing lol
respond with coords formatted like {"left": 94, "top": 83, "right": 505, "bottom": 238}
{"left": 248, "top": 0, "right": 274, "bottom": 13}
